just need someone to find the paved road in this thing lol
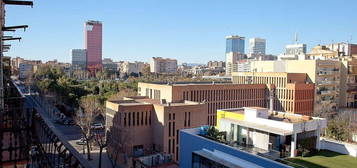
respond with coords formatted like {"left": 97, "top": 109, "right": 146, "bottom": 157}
{"left": 14, "top": 81, "right": 115, "bottom": 168}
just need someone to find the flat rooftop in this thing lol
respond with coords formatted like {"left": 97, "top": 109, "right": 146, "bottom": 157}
{"left": 219, "top": 107, "right": 314, "bottom": 124}
{"left": 139, "top": 81, "right": 232, "bottom": 86}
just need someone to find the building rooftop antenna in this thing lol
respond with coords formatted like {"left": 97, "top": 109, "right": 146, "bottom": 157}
{"left": 294, "top": 32, "right": 298, "bottom": 44}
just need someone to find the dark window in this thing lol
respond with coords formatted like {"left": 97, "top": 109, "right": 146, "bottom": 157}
{"left": 173, "top": 122, "right": 175, "bottom": 136}
{"left": 141, "top": 112, "right": 144, "bottom": 125}
{"left": 169, "top": 122, "right": 171, "bottom": 137}
{"left": 137, "top": 112, "right": 140, "bottom": 125}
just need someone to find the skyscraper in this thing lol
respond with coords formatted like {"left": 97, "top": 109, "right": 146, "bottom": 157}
{"left": 85, "top": 20, "right": 102, "bottom": 72}
{"left": 226, "top": 35, "right": 245, "bottom": 54}
{"left": 248, "top": 38, "right": 266, "bottom": 58}
{"left": 225, "top": 35, "right": 245, "bottom": 76}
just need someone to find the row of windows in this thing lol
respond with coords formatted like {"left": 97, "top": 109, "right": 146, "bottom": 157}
{"left": 183, "top": 89, "right": 265, "bottom": 103}
{"left": 234, "top": 76, "right": 289, "bottom": 88}
{"left": 145, "top": 88, "right": 161, "bottom": 100}
{"left": 118, "top": 111, "right": 152, "bottom": 127}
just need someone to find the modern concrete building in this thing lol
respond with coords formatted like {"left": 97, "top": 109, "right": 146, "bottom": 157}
{"left": 226, "top": 52, "right": 245, "bottom": 76}
{"left": 216, "top": 107, "right": 327, "bottom": 158}
{"left": 119, "top": 61, "right": 146, "bottom": 75}
{"left": 71, "top": 49, "right": 87, "bottom": 71}
{"left": 278, "top": 44, "right": 307, "bottom": 61}
{"left": 248, "top": 38, "right": 266, "bottom": 58}
{"left": 250, "top": 60, "right": 341, "bottom": 114}
{"left": 226, "top": 35, "right": 246, "bottom": 76}
{"left": 85, "top": 20, "right": 102, "bottom": 72}
{"left": 179, "top": 127, "right": 291, "bottom": 168}
{"left": 232, "top": 72, "right": 315, "bottom": 116}
{"left": 138, "top": 82, "right": 267, "bottom": 125}
{"left": 236, "top": 60, "right": 251, "bottom": 72}
{"left": 105, "top": 97, "right": 207, "bottom": 166}
{"left": 150, "top": 57, "right": 177, "bottom": 73}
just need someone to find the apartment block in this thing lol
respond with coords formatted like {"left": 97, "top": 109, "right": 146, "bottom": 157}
{"left": 341, "top": 59, "right": 357, "bottom": 108}
{"left": 150, "top": 57, "right": 177, "bottom": 73}
{"left": 138, "top": 82, "right": 267, "bottom": 125}
{"left": 250, "top": 60, "right": 341, "bottom": 114}
{"left": 232, "top": 72, "right": 315, "bottom": 115}
{"left": 105, "top": 97, "right": 207, "bottom": 166}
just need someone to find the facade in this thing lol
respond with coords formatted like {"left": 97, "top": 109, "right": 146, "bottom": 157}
{"left": 226, "top": 52, "right": 245, "bottom": 76}
{"left": 226, "top": 35, "right": 245, "bottom": 54}
{"left": 236, "top": 60, "right": 251, "bottom": 72}
{"left": 179, "top": 127, "right": 290, "bottom": 168}
{"left": 250, "top": 60, "right": 341, "bottom": 114}
{"left": 84, "top": 20, "right": 102, "bottom": 72}
{"left": 278, "top": 44, "right": 307, "bottom": 61}
{"left": 325, "top": 43, "right": 357, "bottom": 57}
{"left": 207, "top": 61, "right": 225, "bottom": 68}
{"left": 248, "top": 38, "right": 266, "bottom": 58}
{"left": 226, "top": 35, "right": 245, "bottom": 76}
{"left": 19, "top": 63, "right": 33, "bottom": 80}
{"left": 105, "top": 97, "right": 207, "bottom": 165}
{"left": 232, "top": 72, "right": 315, "bottom": 115}
{"left": 138, "top": 82, "right": 267, "bottom": 125}
{"left": 150, "top": 57, "right": 177, "bottom": 73}
{"left": 341, "top": 59, "right": 357, "bottom": 108}
{"left": 216, "top": 107, "right": 327, "bottom": 158}
{"left": 71, "top": 49, "right": 87, "bottom": 71}
{"left": 119, "top": 61, "right": 146, "bottom": 74}
{"left": 102, "top": 58, "right": 118, "bottom": 72}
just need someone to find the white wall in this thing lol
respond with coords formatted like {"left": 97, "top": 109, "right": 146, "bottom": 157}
{"left": 320, "top": 138, "right": 357, "bottom": 157}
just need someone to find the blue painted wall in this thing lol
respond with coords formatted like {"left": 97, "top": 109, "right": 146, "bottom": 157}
{"left": 179, "top": 129, "right": 290, "bottom": 168}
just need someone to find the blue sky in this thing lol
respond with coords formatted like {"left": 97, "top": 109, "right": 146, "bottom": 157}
{"left": 5, "top": 0, "right": 357, "bottom": 63}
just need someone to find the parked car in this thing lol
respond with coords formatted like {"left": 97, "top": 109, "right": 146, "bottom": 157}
{"left": 91, "top": 123, "right": 104, "bottom": 129}
{"left": 75, "top": 139, "right": 86, "bottom": 145}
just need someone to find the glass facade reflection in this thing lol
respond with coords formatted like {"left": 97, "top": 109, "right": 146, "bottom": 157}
{"left": 226, "top": 36, "right": 245, "bottom": 54}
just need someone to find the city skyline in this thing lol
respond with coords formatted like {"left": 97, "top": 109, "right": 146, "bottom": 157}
{"left": 5, "top": 0, "right": 357, "bottom": 64}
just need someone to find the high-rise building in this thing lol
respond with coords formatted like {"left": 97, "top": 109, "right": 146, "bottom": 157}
{"left": 226, "top": 35, "right": 245, "bottom": 76}
{"left": 150, "top": 57, "right": 177, "bottom": 73}
{"left": 248, "top": 38, "right": 266, "bottom": 58}
{"left": 71, "top": 49, "right": 87, "bottom": 71}
{"left": 226, "top": 35, "right": 245, "bottom": 54}
{"left": 84, "top": 20, "right": 102, "bottom": 72}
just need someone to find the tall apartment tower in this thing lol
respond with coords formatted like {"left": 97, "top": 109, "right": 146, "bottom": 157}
{"left": 248, "top": 38, "right": 266, "bottom": 58}
{"left": 225, "top": 35, "right": 245, "bottom": 76}
{"left": 85, "top": 20, "right": 102, "bottom": 72}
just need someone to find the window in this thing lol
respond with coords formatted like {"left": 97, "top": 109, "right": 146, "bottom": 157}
{"left": 124, "top": 113, "right": 127, "bottom": 126}
{"left": 173, "top": 122, "right": 175, "bottom": 136}
{"left": 169, "top": 122, "right": 171, "bottom": 137}
{"left": 137, "top": 112, "right": 140, "bottom": 125}
{"left": 128, "top": 113, "right": 131, "bottom": 126}
{"left": 141, "top": 112, "right": 144, "bottom": 125}
{"left": 168, "top": 139, "right": 171, "bottom": 153}
{"left": 133, "top": 112, "right": 135, "bottom": 126}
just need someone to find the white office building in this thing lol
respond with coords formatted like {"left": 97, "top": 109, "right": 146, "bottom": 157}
{"left": 248, "top": 38, "right": 266, "bottom": 58}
